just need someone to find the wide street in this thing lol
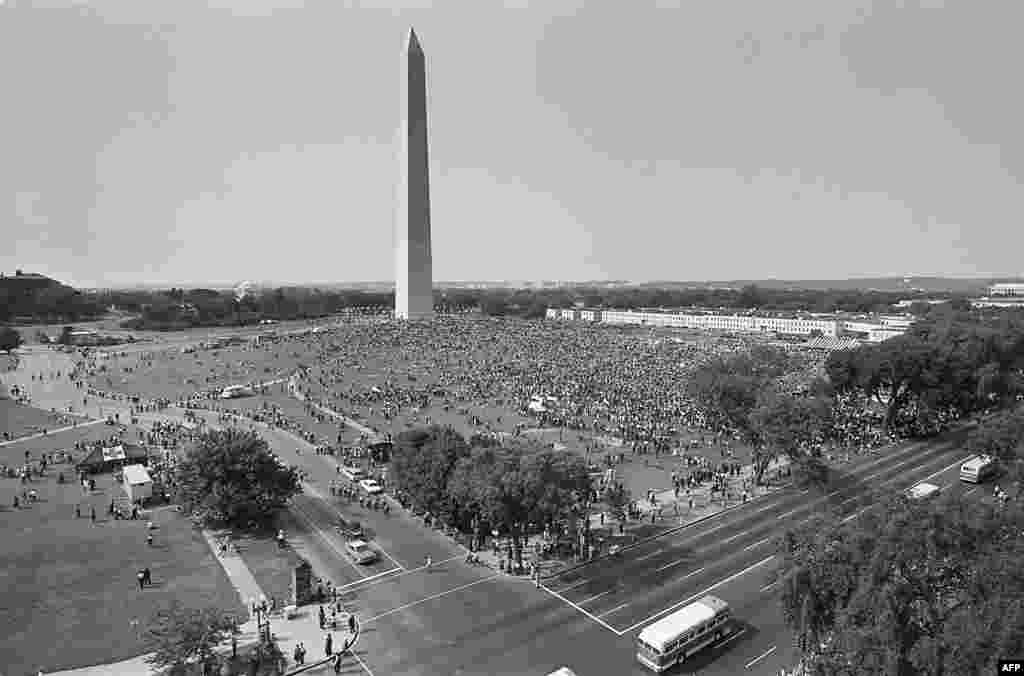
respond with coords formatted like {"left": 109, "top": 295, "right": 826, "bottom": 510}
{"left": 268, "top": 408, "right": 986, "bottom": 676}
{"left": 8, "top": 345, "right": 994, "bottom": 675}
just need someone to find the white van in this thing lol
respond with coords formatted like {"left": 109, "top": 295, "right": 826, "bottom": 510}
{"left": 960, "top": 455, "right": 997, "bottom": 483}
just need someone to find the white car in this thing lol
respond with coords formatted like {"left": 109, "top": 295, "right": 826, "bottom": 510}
{"left": 359, "top": 479, "right": 383, "bottom": 495}
{"left": 345, "top": 540, "right": 379, "bottom": 565}
{"left": 906, "top": 482, "right": 941, "bottom": 500}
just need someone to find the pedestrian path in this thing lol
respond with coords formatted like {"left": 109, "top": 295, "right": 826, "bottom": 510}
{"left": 0, "top": 418, "right": 106, "bottom": 447}
{"left": 202, "top": 530, "right": 269, "bottom": 620}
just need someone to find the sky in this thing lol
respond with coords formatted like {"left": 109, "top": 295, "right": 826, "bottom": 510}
{"left": 2, "top": 0, "right": 1022, "bottom": 288}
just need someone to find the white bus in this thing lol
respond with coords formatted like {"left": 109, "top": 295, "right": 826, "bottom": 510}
{"left": 636, "top": 595, "right": 734, "bottom": 672}
{"left": 960, "top": 455, "right": 997, "bottom": 483}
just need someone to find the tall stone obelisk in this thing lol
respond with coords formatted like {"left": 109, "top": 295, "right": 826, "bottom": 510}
{"left": 395, "top": 28, "right": 434, "bottom": 320}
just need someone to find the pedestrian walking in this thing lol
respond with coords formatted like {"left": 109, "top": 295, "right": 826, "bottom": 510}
{"left": 147, "top": 533, "right": 154, "bottom": 547}
{"left": 137, "top": 570, "right": 145, "bottom": 591}
{"left": 144, "top": 567, "right": 151, "bottom": 586}
{"left": 348, "top": 614, "right": 356, "bottom": 634}
{"left": 90, "top": 506, "right": 96, "bottom": 523}
{"left": 325, "top": 632, "right": 333, "bottom": 657}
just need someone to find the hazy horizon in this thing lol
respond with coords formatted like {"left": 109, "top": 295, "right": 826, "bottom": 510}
{"left": 4, "top": 1, "right": 1024, "bottom": 287}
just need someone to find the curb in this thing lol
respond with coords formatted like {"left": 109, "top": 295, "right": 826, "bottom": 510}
{"left": 540, "top": 482, "right": 788, "bottom": 581}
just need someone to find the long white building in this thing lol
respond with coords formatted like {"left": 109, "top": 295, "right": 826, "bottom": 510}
{"left": 546, "top": 308, "right": 911, "bottom": 343}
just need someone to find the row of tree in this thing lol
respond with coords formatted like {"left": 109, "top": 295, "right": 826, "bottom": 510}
{"left": 389, "top": 426, "right": 598, "bottom": 566}
{"left": 777, "top": 406, "right": 1024, "bottom": 675}
{"left": 826, "top": 311, "right": 1024, "bottom": 431}
{"left": 0, "top": 280, "right": 106, "bottom": 323}
{"left": 685, "top": 309, "right": 1024, "bottom": 489}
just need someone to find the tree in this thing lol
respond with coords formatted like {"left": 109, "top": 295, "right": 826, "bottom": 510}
{"left": 750, "top": 392, "right": 832, "bottom": 483}
{"left": 143, "top": 601, "right": 240, "bottom": 675}
{"left": 0, "top": 326, "right": 22, "bottom": 353}
{"left": 447, "top": 444, "right": 591, "bottom": 568}
{"left": 781, "top": 490, "right": 1024, "bottom": 676}
{"left": 173, "top": 429, "right": 302, "bottom": 529}
{"left": 390, "top": 425, "right": 471, "bottom": 524}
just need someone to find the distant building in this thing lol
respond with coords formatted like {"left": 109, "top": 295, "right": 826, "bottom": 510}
{"left": 988, "top": 283, "right": 1024, "bottom": 298}
{"left": 546, "top": 307, "right": 913, "bottom": 343}
{"left": 971, "top": 282, "right": 1024, "bottom": 308}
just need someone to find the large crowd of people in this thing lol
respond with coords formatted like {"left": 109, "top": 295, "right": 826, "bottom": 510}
{"left": 75, "top": 318, "right": 919, "bottom": 472}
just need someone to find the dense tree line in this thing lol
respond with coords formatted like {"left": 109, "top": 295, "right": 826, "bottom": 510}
{"left": 825, "top": 310, "right": 1024, "bottom": 432}
{"left": 0, "top": 279, "right": 105, "bottom": 323}
{"left": 389, "top": 426, "right": 594, "bottom": 567}
{"left": 777, "top": 408, "right": 1024, "bottom": 675}
{"left": 117, "top": 287, "right": 395, "bottom": 330}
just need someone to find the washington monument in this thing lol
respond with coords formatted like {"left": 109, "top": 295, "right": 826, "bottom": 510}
{"left": 395, "top": 28, "right": 434, "bottom": 320}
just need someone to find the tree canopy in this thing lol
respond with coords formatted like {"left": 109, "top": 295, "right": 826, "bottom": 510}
{"left": 778, "top": 462, "right": 1024, "bottom": 675}
{"left": 173, "top": 429, "right": 302, "bottom": 529}
{"left": 389, "top": 426, "right": 593, "bottom": 566}
{"left": 143, "top": 600, "right": 240, "bottom": 674}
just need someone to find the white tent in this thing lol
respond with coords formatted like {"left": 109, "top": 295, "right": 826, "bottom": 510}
{"left": 547, "top": 669, "right": 578, "bottom": 676}
{"left": 122, "top": 464, "right": 153, "bottom": 503}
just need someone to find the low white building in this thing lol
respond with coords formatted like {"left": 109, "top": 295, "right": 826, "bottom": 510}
{"left": 122, "top": 464, "right": 153, "bottom": 503}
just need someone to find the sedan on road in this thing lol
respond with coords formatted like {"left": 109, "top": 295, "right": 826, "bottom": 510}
{"left": 345, "top": 539, "right": 379, "bottom": 565}
{"left": 359, "top": 479, "right": 383, "bottom": 495}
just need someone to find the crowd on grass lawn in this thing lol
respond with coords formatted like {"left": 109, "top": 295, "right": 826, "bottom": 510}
{"left": 73, "top": 319, "right": 937, "bottom": 486}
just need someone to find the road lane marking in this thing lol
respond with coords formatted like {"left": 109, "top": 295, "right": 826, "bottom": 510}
{"left": 351, "top": 651, "right": 376, "bottom": 676}
{"left": 746, "top": 645, "right": 777, "bottom": 669}
{"left": 362, "top": 573, "right": 500, "bottom": 623}
{"left": 679, "top": 566, "right": 706, "bottom": 581}
{"left": 560, "top": 578, "right": 590, "bottom": 591}
{"left": 919, "top": 459, "right": 963, "bottom": 484}
{"left": 656, "top": 559, "right": 686, "bottom": 572}
{"left": 745, "top": 536, "right": 772, "bottom": 551}
{"left": 965, "top": 487, "right": 978, "bottom": 497}
{"left": 598, "top": 602, "right": 630, "bottom": 618}
{"left": 540, "top": 583, "right": 623, "bottom": 635}
{"left": 579, "top": 589, "right": 612, "bottom": 604}
{"left": 636, "top": 549, "right": 662, "bottom": 561}
{"left": 721, "top": 530, "right": 749, "bottom": 545}
{"left": 760, "top": 581, "right": 777, "bottom": 592}
{"left": 334, "top": 566, "right": 404, "bottom": 591}
{"left": 778, "top": 508, "right": 800, "bottom": 518}
{"left": 621, "top": 555, "right": 775, "bottom": 635}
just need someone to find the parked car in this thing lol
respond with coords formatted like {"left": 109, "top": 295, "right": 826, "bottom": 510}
{"left": 359, "top": 479, "right": 383, "bottom": 495}
{"left": 345, "top": 540, "right": 379, "bottom": 565}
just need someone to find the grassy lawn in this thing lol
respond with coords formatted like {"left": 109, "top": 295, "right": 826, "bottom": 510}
{"left": 0, "top": 429, "right": 245, "bottom": 675}
{"left": 0, "top": 399, "right": 89, "bottom": 442}
{"left": 232, "top": 526, "right": 305, "bottom": 610}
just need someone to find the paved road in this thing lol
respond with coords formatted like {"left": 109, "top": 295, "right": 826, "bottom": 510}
{"left": 283, "top": 429, "right": 983, "bottom": 676}
{"left": 10, "top": 346, "right": 991, "bottom": 675}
